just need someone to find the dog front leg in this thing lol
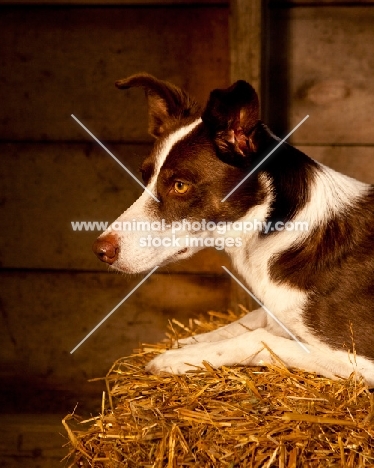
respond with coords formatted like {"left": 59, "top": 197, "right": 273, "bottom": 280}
{"left": 147, "top": 328, "right": 363, "bottom": 382}
{"left": 174, "top": 307, "right": 267, "bottom": 347}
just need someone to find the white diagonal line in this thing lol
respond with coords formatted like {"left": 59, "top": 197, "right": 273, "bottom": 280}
{"left": 222, "top": 266, "right": 310, "bottom": 353}
{"left": 70, "top": 266, "right": 159, "bottom": 354}
{"left": 221, "top": 115, "right": 309, "bottom": 202}
{"left": 71, "top": 114, "right": 160, "bottom": 203}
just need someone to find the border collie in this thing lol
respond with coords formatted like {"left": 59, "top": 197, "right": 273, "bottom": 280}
{"left": 93, "top": 73, "right": 374, "bottom": 386}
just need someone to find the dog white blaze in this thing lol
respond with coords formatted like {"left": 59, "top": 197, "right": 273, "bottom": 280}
{"left": 102, "top": 119, "right": 202, "bottom": 273}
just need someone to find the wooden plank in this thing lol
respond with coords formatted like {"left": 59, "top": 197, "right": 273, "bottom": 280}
{"left": 0, "top": 270, "right": 230, "bottom": 413}
{"left": 265, "top": 6, "right": 374, "bottom": 144}
{"left": 269, "top": 1, "right": 374, "bottom": 6}
{"left": 229, "top": 0, "right": 262, "bottom": 95}
{"left": 0, "top": 415, "right": 67, "bottom": 468}
{"left": 1, "top": 0, "right": 227, "bottom": 4}
{"left": 0, "top": 5, "right": 229, "bottom": 141}
{"left": 0, "top": 142, "right": 143, "bottom": 270}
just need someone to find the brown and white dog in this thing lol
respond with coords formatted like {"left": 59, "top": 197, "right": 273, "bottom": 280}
{"left": 93, "top": 73, "right": 374, "bottom": 386}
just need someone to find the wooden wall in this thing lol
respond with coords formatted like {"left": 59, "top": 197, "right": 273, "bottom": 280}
{"left": 265, "top": 2, "right": 374, "bottom": 184}
{"left": 0, "top": 2, "right": 231, "bottom": 416}
{"left": 1, "top": 0, "right": 374, "bottom": 423}
{"left": 2, "top": 1, "right": 374, "bottom": 465}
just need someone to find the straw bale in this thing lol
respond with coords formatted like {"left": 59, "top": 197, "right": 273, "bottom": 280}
{"left": 63, "top": 308, "right": 374, "bottom": 467}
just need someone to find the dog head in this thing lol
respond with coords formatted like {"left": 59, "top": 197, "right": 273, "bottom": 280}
{"left": 93, "top": 73, "right": 270, "bottom": 273}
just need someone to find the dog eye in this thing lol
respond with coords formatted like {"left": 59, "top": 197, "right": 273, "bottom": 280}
{"left": 173, "top": 181, "right": 190, "bottom": 194}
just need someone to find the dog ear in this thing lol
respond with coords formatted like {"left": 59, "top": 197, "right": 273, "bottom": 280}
{"left": 202, "top": 80, "right": 260, "bottom": 159}
{"left": 115, "top": 73, "right": 201, "bottom": 138}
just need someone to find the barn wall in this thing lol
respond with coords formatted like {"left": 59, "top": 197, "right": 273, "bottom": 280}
{"left": 2, "top": 1, "right": 374, "bottom": 465}
{"left": 2, "top": 2, "right": 374, "bottom": 464}
{"left": 0, "top": 3, "right": 231, "bottom": 418}
{"left": 265, "top": 2, "right": 374, "bottom": 183}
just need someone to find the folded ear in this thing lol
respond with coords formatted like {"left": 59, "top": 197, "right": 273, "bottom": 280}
{"left": 202, "top": 80, "right": 260, "bottom": 159}
{"left": 115, "top": 73, "right": 201, "bottom": 138}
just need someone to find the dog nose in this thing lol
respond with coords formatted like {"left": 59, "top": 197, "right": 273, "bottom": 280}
{"left": 92, "top": 235, "right": 119, "bottom": 265}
